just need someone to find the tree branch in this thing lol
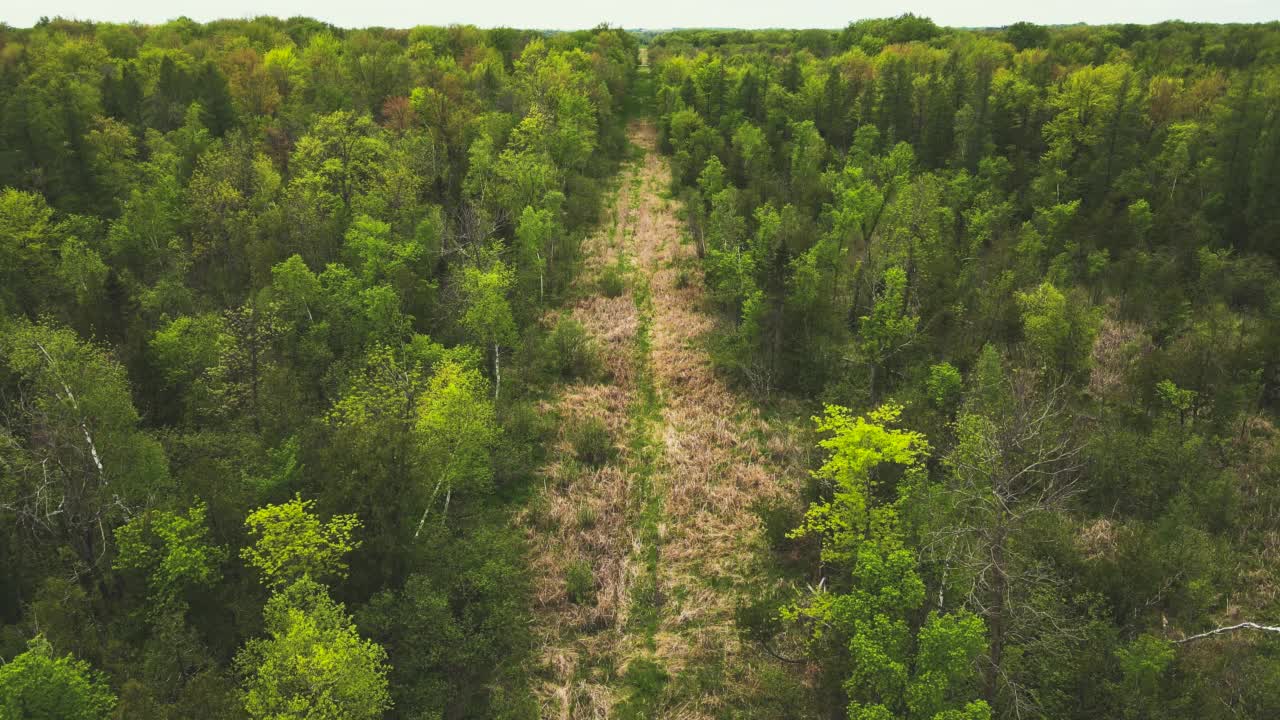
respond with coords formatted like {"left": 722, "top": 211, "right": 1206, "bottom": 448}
{"left": 1176, "top": 622, "right": 1280, "bottom": 643}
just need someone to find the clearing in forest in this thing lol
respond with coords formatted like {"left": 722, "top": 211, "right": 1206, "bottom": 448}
{"left": 521, "top": 121, "right": 809, "bottom": 719}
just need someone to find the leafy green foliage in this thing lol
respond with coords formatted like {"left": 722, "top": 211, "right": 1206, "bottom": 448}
{"left": 789, "top": 403, "right": 929, "bottom": 566}
{"left": 241, "top": 495, "right": 362, "bottom": 589}
{"left": 543, "top": 316, "right": 602, "bottom": 380}
{"left": 0, "top": 636, "right": 116, "bottom": 720}
{"left": 114, "top": 502, "right": 226, "bottom": 607}
{"left": 784, "top": 405, "right": 987, "bottom": 720}
{"left": 236, "top": 578, "right": 391, "bottom": 720}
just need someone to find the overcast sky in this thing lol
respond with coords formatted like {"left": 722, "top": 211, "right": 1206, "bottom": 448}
{"left": 3, "top": 0, "right": 1276, "bottom": 30}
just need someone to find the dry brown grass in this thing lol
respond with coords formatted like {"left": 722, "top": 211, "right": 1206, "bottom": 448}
{"left": 1089, "top": 315, "right": 1152, "bottom": 400}
{"left": 520, "top": 121, "right": 808, "bottom": 718}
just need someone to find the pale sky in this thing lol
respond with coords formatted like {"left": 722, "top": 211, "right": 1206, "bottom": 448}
{"left": 2, "top": 0, "right": 1275, "bottom": 30}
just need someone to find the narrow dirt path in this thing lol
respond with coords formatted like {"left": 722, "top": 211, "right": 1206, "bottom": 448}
{"left": 522, "top": 121, "right": 807, "bottom": 719}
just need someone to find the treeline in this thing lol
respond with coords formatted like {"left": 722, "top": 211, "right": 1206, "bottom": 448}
{"left": 0, "top": 16, "right": 637, "bottom": 719}
{"left": 651, "top": 15, "right": 1280, "bottom": 720}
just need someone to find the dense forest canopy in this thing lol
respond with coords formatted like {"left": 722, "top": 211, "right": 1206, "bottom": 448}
{"left": 0, "top": 15, "right": 639, "bottom": 719}
{"left": 0, "top": 12, "right": 1278, "bottom": 720}
{"left": 650, "top": 13, "right": 1280, "bottom": 720}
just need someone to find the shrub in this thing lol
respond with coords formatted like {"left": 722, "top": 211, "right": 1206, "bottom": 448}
{"left": 599, "top": 261, "right": 627, "bottom": 298}
{"left": 545, "top": 317, "right": 601, "bottom": 380}
{"left": 570, "top": 416, "right": 615, "bottom": 467}
{"left": 565, "top": 559, "right": 595, "bottom": 604}
{"left": 927, "top": 362, "right": 963, "bottom": 409}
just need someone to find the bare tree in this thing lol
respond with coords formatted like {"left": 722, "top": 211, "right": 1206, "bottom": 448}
{"left": 0, "top": 329, "right": 150, "bottom": 589}
{"left": 926, "top": 373, "right": 1088, "bottom": 718}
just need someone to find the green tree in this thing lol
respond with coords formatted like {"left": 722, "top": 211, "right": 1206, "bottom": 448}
{"left": 857, "top": 266, "right": 919, "bottom": 400}
{"left": 241, "top": 494, "right": 362, "bottom": 589}
{"left": 790, "top": 403, "right": 929, "bottom": 568}
{"left": 1016, "top": 281, "right": 1101, "bottom": 376}
{"left": 0, "top": 636, "right": 116, "bottom": 720}
{"left": 458, "top": 260, "right": 517, "bottom": 399}
{"left": 0, "top": 318, "right": 169, "bottom": 581}
{"left": 413, "top": 360, "right": 499, "bottom": 531}
{"left": 236, "top": 578, "right": 391, "bottom": 720}
{"left": 114, "top": 501, "right": 226, "bottom": 608}
{"left": 786, "top": 404, "right": 988, "bottom": 720}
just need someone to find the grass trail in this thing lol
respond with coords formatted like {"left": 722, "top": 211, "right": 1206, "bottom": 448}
{"left": 521, "top": 121, "right": 810, "bottom": 719}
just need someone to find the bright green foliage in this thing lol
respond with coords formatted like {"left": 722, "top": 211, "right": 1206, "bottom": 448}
{"left": 0, "top": 189, "right": 58, "bottom": 313}
{"left": 1112, "top": 635, "right": 1177, "bottom": 719}
{"left": 0, "top": 636, "right": 116, "bottom": 720}
{"left": 414, "top": 360, "right": 499, "bottom": 524}
{"left": 926, "top": 363, "right": 963, "bottom": 409}
{"left": 114, "top": 502, "right": 226, "bottom": 607}
{"left": 785, "top": 406, "right": 986, "bottom": 720}
{"left": 56, "top": 236, "right": 109, "bottom": 308}
{"left": 241, "top": 495, "right": 362, "bottom": 589}
{"left": 1016, "top": 281, "right": 1101, "bottom": 375}
{"left": 236, "top": 578, "right": 391, "bottom": 720}
{"left": 515, "top": 205, "right": 555, "bottom": 303}
{"left": 150, "top": 313, "right": 230, "bottom": 387}
{"left": 344, "top": 214, "right": 425, "bottom": 290}
{"left": 907, "top": 612, "right": 991, "bottom": 720}
{"left": 857, "top": 267, "right": 919, "bottom": 397}
{"left": 790, "top": 403, "right": 929, "bottom": 568}
{"left": 459, "top": 261, "right": 518, "bottom": 351}
{"left": 291, "top": 110, "right": 386, "bottom": 210}
{"left": 1155, "top": 379, "right": 1198, "bottom": 422}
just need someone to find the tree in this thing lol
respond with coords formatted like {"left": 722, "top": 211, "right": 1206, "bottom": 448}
{"left": 928, "top": 365, "right": 1087, "bottom": 716}
{"left": 856, "top": 266, "right": 919, "bottom": 400}
{"left": 458, "top": 260, "right": 517, "bottom": 399}
{"left": 236, "top": 578, "right": 391, "bottom": 720}
{"left": 786, "top": 404, "right": 989, "bottom": 720}
{"left": 291, "top": 110, "right": 387, "bottom": 214}
{"left": 114, "top": 501, "right": 225, "bottom": 609}
{"left": 1016, "top": 281, "right": 1101, "bottom": 376}
{"left": 0, "top": 636, "right": 116, "bottom": 720}
{"left": 0, "top": 188, "right": 58, "bottom": 314}
{"left": 0, "top": 318, "right": 169, "bottom": 584}
{"left": 790, "top": 402, "right": 930, "bottom": 573}
{"left": 413, "top": 359, "right": 499, "bottom": 532}
{"left": 241, "top": 494, "right": 362, "bottom": 589}
{"left": 514, "top": 205, "right": 556, "bottom": 305}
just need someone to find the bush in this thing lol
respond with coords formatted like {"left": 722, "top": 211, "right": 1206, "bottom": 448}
{"left": 570, "top": 416, "right": 615, "bottom": 467}
{"left": 751, "top": 497, "right": 802, "bottom": 552}
{"left": 494, "top": 400, "right": 554, "bottom": 491}
{"left": 927, "top": 362, "right": 963, "bottom": 409}
{"left": 545, "top": 317, "right": 601, "bottom": 380}
{"left": 565, "top": 559, "right": 595, "bottom": 604}
{"left": 599, "top": 261, "right": 627, "bottom": 298}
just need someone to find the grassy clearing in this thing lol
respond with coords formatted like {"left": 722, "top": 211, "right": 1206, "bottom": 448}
{"left": 523, "top": 122, "right": 813, "bottom": 719}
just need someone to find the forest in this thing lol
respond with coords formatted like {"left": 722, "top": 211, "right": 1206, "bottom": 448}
{"left": 1, "top": 12, "right": 1279, "bottom": 720}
